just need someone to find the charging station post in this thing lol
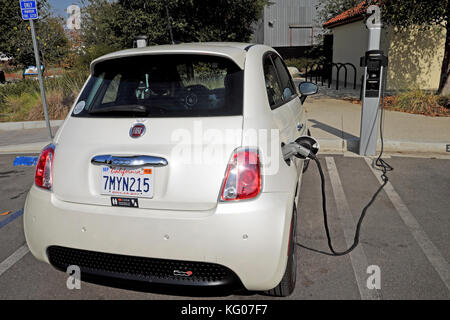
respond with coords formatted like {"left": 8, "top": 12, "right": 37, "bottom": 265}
{"left": 359, "top": 5, "right": 387, "bottom": 156}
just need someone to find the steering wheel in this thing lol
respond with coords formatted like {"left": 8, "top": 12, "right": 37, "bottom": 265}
{"left": 182, "top": 84, "right": 209, "bottom": 109}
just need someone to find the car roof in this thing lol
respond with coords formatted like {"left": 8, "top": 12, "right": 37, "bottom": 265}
{"left": 91, "top": 42, "right": 258, "bottom": 72}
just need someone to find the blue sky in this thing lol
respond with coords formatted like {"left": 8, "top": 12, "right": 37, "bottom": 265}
{"left": 48, "top": 0, "right": 84, "bottom": 17}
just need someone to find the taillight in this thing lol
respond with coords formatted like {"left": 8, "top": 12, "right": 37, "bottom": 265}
{"left": 220, "top": 148, "right": 261, "bottom": 201}
{"left": 35, "top": 144, "right": 55, "bottom": 190}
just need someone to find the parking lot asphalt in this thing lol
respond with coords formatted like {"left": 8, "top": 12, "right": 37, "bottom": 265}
{"left": 0, "top": 153, "right": 448, "bottom": 300}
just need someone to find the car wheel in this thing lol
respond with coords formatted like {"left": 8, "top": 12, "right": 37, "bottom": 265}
{"left": 264, "top": 205, "right": 297, "bottom": 297}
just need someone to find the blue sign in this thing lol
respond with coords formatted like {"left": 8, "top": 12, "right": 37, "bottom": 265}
{"left": 20, "top": 0, "right": 38, "bottom": 20}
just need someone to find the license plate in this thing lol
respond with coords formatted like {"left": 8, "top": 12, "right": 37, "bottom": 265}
{"left": 100, "top": 167, "right": 154, "bottom": 198}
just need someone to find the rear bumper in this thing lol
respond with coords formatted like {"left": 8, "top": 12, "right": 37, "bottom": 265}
{"left": 24, "top": 185, "right": 294, "bottom": 291}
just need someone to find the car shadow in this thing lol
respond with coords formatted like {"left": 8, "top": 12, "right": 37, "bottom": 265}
{"left": 309, "top": 119, "right": 360, "bottom": 153}
{"left": 309, "top": 119, "right": 359, "bottom": 141}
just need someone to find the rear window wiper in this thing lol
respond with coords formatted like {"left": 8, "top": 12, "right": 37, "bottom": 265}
{"left": 88, "top": 104, "right": 147, "bottom": 114}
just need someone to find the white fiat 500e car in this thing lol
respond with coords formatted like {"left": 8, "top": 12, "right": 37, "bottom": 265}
{"left": 24, "top": 43, "right": 318, "bottom": 297}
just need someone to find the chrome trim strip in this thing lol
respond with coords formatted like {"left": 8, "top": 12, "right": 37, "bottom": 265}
{"left": 91, "top": 155, "right": 168, "bottom": 168}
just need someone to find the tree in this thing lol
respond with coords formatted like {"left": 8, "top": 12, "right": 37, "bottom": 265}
{"left": 79, "top": 0, "right": 122, "bottom": 49}
{"left": 0, "top": 0, "right": 69, "bottom": 67}
{"left": 80, "top": 0, "right": 267, "bottom": 49}
{"left": 315, "top": 0, "right": 361, "bottom": 26}
{"left": 378, "top": 0, "right": 449, "bottom": 95}
{"left": 38, "top": 16, "right": 70, "bottom": 66}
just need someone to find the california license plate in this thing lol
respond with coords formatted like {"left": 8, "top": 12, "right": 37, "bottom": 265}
{"left": 100, "top": 167, "right": 154, "bottom": 198}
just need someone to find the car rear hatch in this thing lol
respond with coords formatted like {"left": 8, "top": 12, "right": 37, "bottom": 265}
{"left": 52, "top": 53, "right": 244, "bottom": 211}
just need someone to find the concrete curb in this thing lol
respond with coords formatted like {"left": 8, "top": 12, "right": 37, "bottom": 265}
{"left": 0, "top": 138, "right": 448, "bottom": 155}
{"left": 0, "top": 120, "right": 63, "bottom": 131}
{"left": 0, "top": 141, "right": 51, "bottom": 153}
{"left": 320, "top": 138, "right": 450, "bottom": 155}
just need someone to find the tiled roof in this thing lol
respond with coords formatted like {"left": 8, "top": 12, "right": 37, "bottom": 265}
{"left": 323, "top": 0, "right": 371, "bottom": 29}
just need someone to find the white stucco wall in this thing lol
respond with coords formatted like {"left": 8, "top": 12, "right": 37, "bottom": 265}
{"left": 330, "top": 20, "right": 445, "bottom": 92}
{"left": 331, "top": 20, "right": 369, "bottom": 89}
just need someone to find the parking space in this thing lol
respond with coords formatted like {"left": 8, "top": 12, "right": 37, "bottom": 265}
{"left": 0, "top": 153, "right": 448, "bottom": 299}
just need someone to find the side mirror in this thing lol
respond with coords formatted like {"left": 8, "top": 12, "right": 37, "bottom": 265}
{"left": 299, "top": 82, "right": 318, "bottom": 103}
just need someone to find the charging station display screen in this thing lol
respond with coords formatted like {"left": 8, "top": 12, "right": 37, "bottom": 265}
{"left": 363, "top": 51, "right": 387, "bottom": 98}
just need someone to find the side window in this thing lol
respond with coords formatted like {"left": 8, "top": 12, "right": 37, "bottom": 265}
{"left": 263, "top": 55, "right": 283, "bottom": 107}
{"left": 272, "top": 55, "right": 296, "bottom": 100}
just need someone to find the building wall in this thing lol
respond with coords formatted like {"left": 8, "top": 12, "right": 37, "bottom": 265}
{"left": 384, "top": 24, "right": 446, "bottom": 91}
{"left": 331, "top": 20, "right": 369, "bottom": 88}
{"left": 331, "top": 21, "right": 446, "bottom": 92}
{"left": 253, "top": 0, "right": 322, "bottom": 48}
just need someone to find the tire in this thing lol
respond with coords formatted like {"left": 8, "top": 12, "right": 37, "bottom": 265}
{"left": 264, "top": 205, "right": 297, "bottom": 297}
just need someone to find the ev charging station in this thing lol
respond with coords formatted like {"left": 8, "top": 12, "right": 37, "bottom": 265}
{"left": 359, "top": 5, "right": 388, "bottom": 156}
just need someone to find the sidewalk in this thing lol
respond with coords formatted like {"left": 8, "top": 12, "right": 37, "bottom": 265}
{"left": 0, "top": 99, "right": 449, "bottom": 156}
{"left": 0, "top": 126, "right": 57, "bottom": 153}
{"left": 304, "top": 96, "right": 450, "bottom": 155}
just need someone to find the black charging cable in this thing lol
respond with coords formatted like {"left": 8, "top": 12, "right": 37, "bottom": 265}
{"left": 296, "top": 71, "right": 393, "bottom": 256}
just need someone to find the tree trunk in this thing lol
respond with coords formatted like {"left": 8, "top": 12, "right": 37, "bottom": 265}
{"left": 437, "top": 20, "right": 450, "bottom": 95}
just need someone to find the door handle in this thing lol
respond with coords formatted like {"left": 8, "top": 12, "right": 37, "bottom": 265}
{"left": 91, "top": 155, "right": 168, "bottom": 168}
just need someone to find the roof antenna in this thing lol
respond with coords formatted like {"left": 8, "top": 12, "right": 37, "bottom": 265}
{"left": 134, "top": 35, "right": 148, "bottom": 48}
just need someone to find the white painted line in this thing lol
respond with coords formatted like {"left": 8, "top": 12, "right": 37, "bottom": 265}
{"left": 364, "top": 157, "right": 450, "bottom": 291}
{"left": 0, "top": 244, "right": 29, "bottom": 278}
{"left": 325, "top": 157, "right": 382, "bottom": 300}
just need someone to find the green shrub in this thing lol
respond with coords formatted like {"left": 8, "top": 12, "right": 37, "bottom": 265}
{"left": 390, "top": 90, "right": 449, "bottom": 116}
{"left": 0, "top": 79, "right": 40, "bottom": 105}
{"left": 45, "top": 70, "right": 89, "bottom": 98}
{"left": 1, "top": 91, "right": 40, "bottom": 121}
{"left": 0, "top": 70, "right": 89, "bottom": 121}
{"left": 284, "top": 58, "right": 320, "bottom": 73}
{"left": 436, "top": 95, "right": 450, "bottom": 109}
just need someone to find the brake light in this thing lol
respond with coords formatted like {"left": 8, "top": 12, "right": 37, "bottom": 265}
{"left": 220, "top": 148, "right": 261, "bottom": 201}
{"left": 35, "top": 144, "right": 55, "bottom": 190}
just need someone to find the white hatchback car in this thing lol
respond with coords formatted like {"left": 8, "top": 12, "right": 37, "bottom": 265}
{"left": 24, "top": 43, "right": 318, "bottom": 296}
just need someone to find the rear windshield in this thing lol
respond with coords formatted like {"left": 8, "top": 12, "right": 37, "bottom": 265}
{"left": 72, "top": 54, "right": 244, "bottom": 118}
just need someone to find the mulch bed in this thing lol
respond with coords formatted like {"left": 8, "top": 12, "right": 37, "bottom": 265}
{"left": 341, "top": 97, "right": 450, "bottom": 117}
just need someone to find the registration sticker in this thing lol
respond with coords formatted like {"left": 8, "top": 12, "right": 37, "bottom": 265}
{"left": 111, "top": 197, "right": 139, "bottom": 208}
{"left": 100, "top": 167, "right": 154, "bottom": 198}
